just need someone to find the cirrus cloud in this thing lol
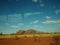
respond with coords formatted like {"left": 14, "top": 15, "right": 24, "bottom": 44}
{"left": 42, "top": 20, "right": 60, "bottom": 24}
{"left": 10, "top": 23, "right": 24, "bottom": 28}
{"left": 30, "top": 20, "right": 39, "bottom": 24}
{"left": 55, "top": 10, "right": 60, "bottom": 14}
{"left": 32, "top": 0, "right": 38, "bottom": 3}
{"left": 33, "top": 20, "right": 39, "bottom": 23}
{"left": 32, "top": 0, "right": 42, "bottom": 3}
{"left": 24, "top": 12, "right": 42, "bottom": 17}
{"left": 10, "top": 25, "right": 19, "bottom": 28}
{"left": 40, "top": 4, "right": 45, "bottom": 7}
{"left": 46, "top": 16, "right": 51, "bottom": 19}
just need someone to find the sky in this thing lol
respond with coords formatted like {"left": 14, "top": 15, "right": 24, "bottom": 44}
{"left": 0, "top": 0, "right": 60, "bottom": 34}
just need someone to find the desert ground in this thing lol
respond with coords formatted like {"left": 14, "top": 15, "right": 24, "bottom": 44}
{"left": 0, "top": 34, "right": 60, "bottom": 45}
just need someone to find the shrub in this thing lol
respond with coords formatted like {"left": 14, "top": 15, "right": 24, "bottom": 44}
{"left": 24, "top": 36, "right": 27, "bottom": 38}
{"left": 14, "top": 36, "right": 19, "bottom": 40}
{"left": 0, "top": 33, "right": 3, "bottom": 35}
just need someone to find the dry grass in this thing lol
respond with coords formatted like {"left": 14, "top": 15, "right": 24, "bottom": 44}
{"left": 0, "top": 34, "right": 60, "bottom": 39}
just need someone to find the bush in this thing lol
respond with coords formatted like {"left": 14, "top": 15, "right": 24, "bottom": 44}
{"left": 14, "top": 36, "right": 19, "bottom": 40}
{"left": 0, "top": 33, "right": 3, "bottom": 35}
{"left": 24, "top": 36, "right": 27, "bottom": 38}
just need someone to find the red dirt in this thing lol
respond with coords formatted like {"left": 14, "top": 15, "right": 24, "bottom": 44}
{"left": 0, "top": 36, "right": 60, "bottom": 45}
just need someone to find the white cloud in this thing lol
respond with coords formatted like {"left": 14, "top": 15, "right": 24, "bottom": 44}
{"left": 37, "top": 3, "right": 45, "bottom": 8}
{"left": 42, "top": 20, "right": 60, "bottom": 24}
{"left": 32, "top": 0, "right": 38, "bottom": 3}
{"left": 10, "top": 23, "right": 24, "bottom": 28}
{"left": 46, "top": 16, "right": 51, "bottom": 19}
{"left": 55, "top": 10, "right": 60, "bottom": 14}
{"left": 18, "top": 23, "right": 24, "bottom": 26}
{"left": 32, "top": 0, "right": 44, "bottom": 7}
{"left": 33, "top": 20, "right": 39, "bottom": 23}
{"left": 30, "top": 20, "right": 39, "bottom": 24}
{"left": 11, "top": 25, "right": 19, "bottom": 28}
{"left": 24, "top": 13, "right": 32, "bottom": 16}
{"left": 24, "top": 12, "right": 41, "bottom": 17}
{"left": 32, "top": 0, "right": 42, "bottom": 3}
{"left": 40, "top": 4, "right": 45, "bottom": 7}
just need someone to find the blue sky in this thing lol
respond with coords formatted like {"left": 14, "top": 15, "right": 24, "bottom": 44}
{"left": 0, "top": 0, "right": 60, "bottom": 34}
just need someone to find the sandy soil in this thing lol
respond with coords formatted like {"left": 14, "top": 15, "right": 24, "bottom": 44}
{"left": 0, "top": 36, "right": 60, "bottom": 45}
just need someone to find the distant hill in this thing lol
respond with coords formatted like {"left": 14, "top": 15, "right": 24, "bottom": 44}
{"left": 15, "top": 29, "right": 60, "bottom": 35}
{"left": 16, "top": 30, "right": 25, "bottom": 34}
{"left": 24, "top": 29, "right": 37, "bottom": 34}
{"left": 16, "top": 29, "right": 46, "bottom": 34}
